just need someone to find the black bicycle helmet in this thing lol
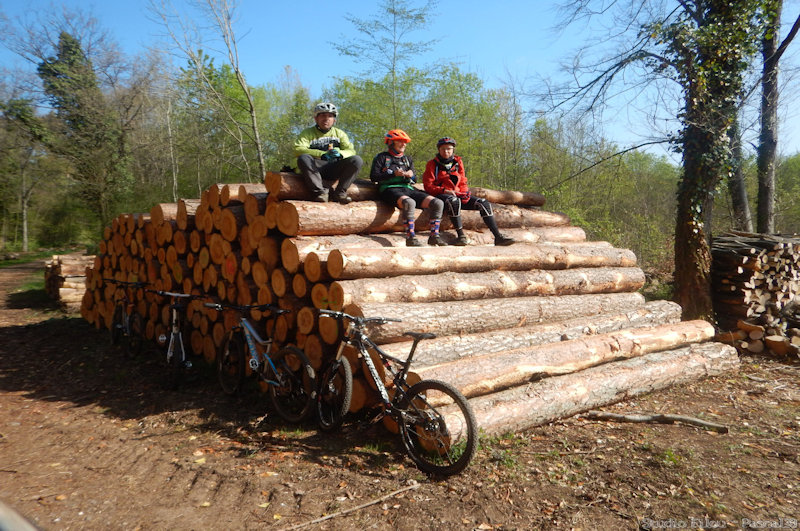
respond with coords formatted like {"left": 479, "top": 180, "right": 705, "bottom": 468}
{"left": 437, "top": 137, "right": 456, "bottom": 147}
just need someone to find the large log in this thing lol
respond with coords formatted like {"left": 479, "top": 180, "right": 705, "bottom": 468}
{"left": 353, "top": 292, "right": 647, "bottom": 343}
{"left": 416, "top": 320, "right": 716, "bottom": 398}
{"left": 280, "top": 227, "right": 589, "bottom": 273}
{"left": 265, "top": 172, "right": 546, "bottom": 207}
{"left": 469, "top": 186, "right": 545, "bottom": 207}
{"left": 462, "top": 342, "right": 740, "bottom": 436}
{"left": 276, "top": 201, "right": 570, "bottom": 237}
{"left": 266, "top": 173, "right": 381, "bottom": 202}
{"left": 327, "top": 243, "right": 637, "bottom": 280}
{"left": 329, "top": 266, "right": 645, "bottom": 308}
{"left": 379, "top": 300, "right": 683, "bottom": 365}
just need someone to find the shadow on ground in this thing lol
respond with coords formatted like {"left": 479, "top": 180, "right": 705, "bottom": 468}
{"left": 0, "top": 313, "right": 404, "bottom": 471}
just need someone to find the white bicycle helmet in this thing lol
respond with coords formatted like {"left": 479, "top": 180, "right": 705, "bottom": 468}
{"left": 313, "top": 102, "right": 338, "bottom": 117}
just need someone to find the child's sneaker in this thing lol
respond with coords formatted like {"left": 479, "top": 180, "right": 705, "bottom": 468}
{"left": 454, "top": 235, "right": 470, "bottom": 246}
{"left": 406, "top": 236, "right": 423, "bottom": 247}
{"left": 427, "top": 234, "right": 448, "bottom": 246}
{"left": 494, "top": 234, "right": 516, "bottom": 246}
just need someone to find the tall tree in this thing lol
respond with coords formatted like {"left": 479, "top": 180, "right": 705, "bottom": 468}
{"left": 756, "top": 2, "right": 800, "bottom": 233}
{"left": 553, "top": 1, "right": 763, "bottom": 320}
{"left": 151, "top": 0, "right": 266, "bottom": 181}
{"left": 332, "top": 0, "right": 437, "bottom": 128}
{"left": 37, "top": 31, "right": 128, "bottom": 226}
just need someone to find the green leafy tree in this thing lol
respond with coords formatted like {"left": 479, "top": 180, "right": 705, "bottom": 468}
{"left": 37, "top": 31, "right": 130, "bottom": 227}
{"left": 332, "top": 0, "right": 438, "bottom": 128}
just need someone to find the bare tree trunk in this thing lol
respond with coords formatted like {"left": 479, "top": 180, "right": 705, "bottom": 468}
{"left": 728, "top": 119, "right": 753, "bottom": 231}
{"left": 757, "top": 0, "right": 781, "bottom": 234}
{"left": 166, "top": 98, "right": 179, "bottom": 202}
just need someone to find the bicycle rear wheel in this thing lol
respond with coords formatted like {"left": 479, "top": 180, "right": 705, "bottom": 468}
{"left": 316, "top": 358, "right": 352, "bottom": 432}
{"left": 269, "top": 346, "right": 317, "bottom": 423}
{"left": 124, "top": 313, "right": 145, "bottom": 357}
{"left": 110, "top": 304, "right": 124, "bottom": 346}
{"left": 218, "top": 333, "right": 245, "bottom": 395}
{"left": 396, "top": 379, "right": 477, "bottom": 476}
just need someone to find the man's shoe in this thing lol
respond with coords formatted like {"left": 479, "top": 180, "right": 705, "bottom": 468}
{"left": 330, "top": 191, "right": 353, "bottom": 205}
{"left": 427, "top": 234, "right": 448, "bottom": 246}
{"left": 406, "top": 236, "right": 423, "bottom": 247}
{"left": 454, "top": 235, "right": 470, "bottom": 246}
{"left": 312, "top": 190, "right": 329, "bottom": 202}
{"left": 494, "top": 234, "right": 516, "bottom": 246}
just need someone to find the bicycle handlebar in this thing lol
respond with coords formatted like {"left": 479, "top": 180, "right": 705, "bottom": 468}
{"left": 319, "top": 308, "right": 402, "bottom": 326}
{"left": 203, "top": 301, "right": 288, "bottom": 315}
{"left": 146, "top": 288, "right": 199, "bottom": 299}
{"left": 107, "top": 279, "right": 149, "bottom": 288}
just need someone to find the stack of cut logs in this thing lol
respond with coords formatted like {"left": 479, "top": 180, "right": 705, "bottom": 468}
{"left": 712, "top": 232, "right": 800, "bottom": 359}
{"left": 45, "top": 253, "right": 95, "bottom": 311}
{"left": 80, "top": 171, "right": 739, "bottom": 435}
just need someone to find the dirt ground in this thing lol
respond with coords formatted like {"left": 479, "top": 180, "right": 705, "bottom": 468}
{"left": 1, "top": 261, "right": 799, "bottom": 531}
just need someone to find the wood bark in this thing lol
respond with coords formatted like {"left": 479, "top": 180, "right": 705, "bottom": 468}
{"left": 352, "top": 292, "right": 646, "bottom": 344}
{"left": 276, "top": 201, "right": 570, "bottom": 237}
{"left": 329, "top": 267, "right": 645, "bottom": 308}
{"left": 327, "top": 243, "right": 637, "bottom": 280}
{"left": 379, "top": 300, "right": 682, "bottom": 366}
{"left": 416, "top": 320, "right": 715, "bottom": 398}
{"left": 462, "top": 342, "right": 740, "bottom": 436}
{"left": 265, "top": 172, "right": 545, "bottom": 206}
{"left": 279, "top": 227, "right": 589, "bottom": 273}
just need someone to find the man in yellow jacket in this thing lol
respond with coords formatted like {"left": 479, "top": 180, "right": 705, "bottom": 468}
{"left": 293, "top": 102, "right": 363, "bottom": 204}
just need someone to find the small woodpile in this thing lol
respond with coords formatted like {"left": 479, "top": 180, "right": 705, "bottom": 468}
{"left": 44, "top": 253, "right": 95, "bottom": 311}
{"left": 79, "top": 171, "right": 738, "bottom": 436}
{"left": 712, "top": 231, "right": 800, "bottom": 359}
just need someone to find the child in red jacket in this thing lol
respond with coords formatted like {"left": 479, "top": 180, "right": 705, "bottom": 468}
{"left": 422, "top": 137, "right": 515, "bottom": 246}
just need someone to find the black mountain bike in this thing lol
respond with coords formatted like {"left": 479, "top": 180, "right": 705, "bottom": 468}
{"left": 316, "top": 309, "right": 477, "bottom": 476}
{"left": 108, "top": 279, "right": 148, "bottom": 358}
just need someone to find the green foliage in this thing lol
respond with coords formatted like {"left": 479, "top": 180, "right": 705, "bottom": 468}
{"left": 37, "top": 32, "right": 130, "bottom": 226}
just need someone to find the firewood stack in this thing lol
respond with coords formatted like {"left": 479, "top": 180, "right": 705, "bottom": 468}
{"left": 45, "top": 253, "right": 95, "bottom": 311}
{"left": 712, "top": 232, "right": 800, "bottom": 359}
{"left": 79, "top": 171, "right": 739, "bottom": 436}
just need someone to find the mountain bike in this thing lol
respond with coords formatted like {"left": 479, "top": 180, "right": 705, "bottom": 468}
{"left": 204, "top": 302, "right": 317, "bottom": 423}
{"left": 147, "top": 289, "right": 201, "bottom": 389}
{"left": 316, "top": 309, "right": 478, "bottom": 476}
{"left": 108, "top": 279, "right": 148, "bottom": 358}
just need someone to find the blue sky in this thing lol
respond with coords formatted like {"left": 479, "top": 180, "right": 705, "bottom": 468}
{"left": 2, "top": 0, "right": 800, "bottom": 158}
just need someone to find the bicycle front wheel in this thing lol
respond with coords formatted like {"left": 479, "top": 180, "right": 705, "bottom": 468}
{"left": 269, "top": 346, "right": 316, "bottom": 423}
{"left": 218, "top": 333, "right": 245, "bottom": 396}
{"left": 125, "top": 313, "right": 145, "bottom": 357}
{"left": 110, "top": 304, "right": 124, "bottom": 346}
{"left": 316, "top": 358, "right": 352, "bottom": 432}
{"left": 396, "top": 379, "right": 477, "bottom": 476}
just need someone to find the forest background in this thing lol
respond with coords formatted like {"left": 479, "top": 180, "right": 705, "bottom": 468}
{"left": 3, "top": 0, "right": 800, "bottom": 294}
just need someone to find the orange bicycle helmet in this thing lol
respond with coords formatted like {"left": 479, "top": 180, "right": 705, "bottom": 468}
{"left": 384, "top": 129, "right": 412, "bottom": 144}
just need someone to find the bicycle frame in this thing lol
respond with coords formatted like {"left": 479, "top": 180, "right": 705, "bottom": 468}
{"left": 237, "top": 317, "right": 281, "bottom": 386}
{"left": 151, "top": 290, "right": 195, "bottom": 368}
{"left": 332, "top": 316, "right": 425, "bottom": 411}
{"left": 205, "top": 301, "right": 289, "bottom": 387}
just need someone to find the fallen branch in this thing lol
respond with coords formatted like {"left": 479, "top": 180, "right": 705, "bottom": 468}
{"left": 284, "top": 482, "right": 420, "bottom": 530}
{"left": 581, "top": 410, "right": 729, "bottom": 433}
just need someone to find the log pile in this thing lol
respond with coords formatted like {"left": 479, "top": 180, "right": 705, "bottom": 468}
{"left": 44, "top": 253, "right": 95, "bottom": 311}
{"left": 712, "top": 232, "right": 800, "bottom": 359}
{"left": 79, "top": 170, "right": 738, "bottom": 436}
